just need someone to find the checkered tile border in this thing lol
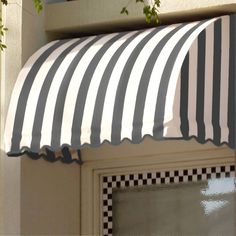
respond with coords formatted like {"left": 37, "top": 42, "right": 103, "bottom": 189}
{"left": 102, "top": 165, "right": 235, "bottom": 236}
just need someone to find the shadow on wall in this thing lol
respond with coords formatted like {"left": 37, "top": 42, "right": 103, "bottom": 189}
{"left": 46, "top": 0, "right": 68, "bottom": 3}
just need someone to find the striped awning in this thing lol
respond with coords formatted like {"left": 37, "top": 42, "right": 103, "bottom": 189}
{"left": 4, "top": 15, "right": 236, "bottom": 163}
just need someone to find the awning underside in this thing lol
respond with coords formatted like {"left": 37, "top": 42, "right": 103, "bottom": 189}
{"left": 4, "top": 15, "right": 236, "bottom": 163}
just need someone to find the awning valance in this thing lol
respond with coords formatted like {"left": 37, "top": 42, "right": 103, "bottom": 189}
{"left": 4, "top": 15, "right": 236, "bottom": 163}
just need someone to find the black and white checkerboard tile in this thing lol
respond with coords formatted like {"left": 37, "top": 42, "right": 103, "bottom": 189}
{"left": 102, "top": 164, "right": 235, "bottom": 236}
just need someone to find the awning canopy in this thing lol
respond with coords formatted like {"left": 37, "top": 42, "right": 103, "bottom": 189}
{"left": 4, "top": 15, "right": 236, "bottom": 163}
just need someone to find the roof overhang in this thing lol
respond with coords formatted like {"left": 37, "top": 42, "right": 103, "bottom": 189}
{"left": 45, "top": 0, "right": 236, "bottom": 35}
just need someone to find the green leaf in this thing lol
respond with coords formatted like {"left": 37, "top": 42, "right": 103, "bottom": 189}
{"left": 0, "top": 43, "right": 6, "bottom": 51}
{"left": 120, "top": 7, "right": 129, "bottom": 15}
{"left": 154, "top": 0, "right": 160, "bottom": 8}
{"left": 155, "top": 16, "right": 159, "bottom": 24}
{"left": 143, "top": 5, "right": 150, "bottom": 14}
{"left": 33, "top": 0, "right": 43, "bottom": 13}
{"left": 120, "top": 0, "right": 160, "bottom": 24}
{"left": 1, "top": 0, "right": 8, "bottom": 5}
{"left": 145, "top": 13, "right": 152, "bottom": 23}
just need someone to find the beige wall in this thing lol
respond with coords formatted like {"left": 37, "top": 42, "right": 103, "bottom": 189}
{"left": 45, "top": 0, "right": 236, "bottom": 34}
{"left": 1, "top": 2, "right": 22, "bottom": 234}
{"left": 21, "top": 158, "right": 81, "bottom": 235}
{"left": 20, "top": 2, "right": 81, "bottom": 235}
{"left": 0, "top": 3, "right": 2, "bottom": 234}
{"left": 0, "top": 1, "right": 81, "bottom": 235}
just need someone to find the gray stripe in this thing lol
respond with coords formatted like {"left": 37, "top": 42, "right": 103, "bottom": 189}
{"left": 228, "top": 15, "right": 236, "bottom": 149}
{"left": 90, "top": 31, "right": 142, "bottom": 146}
{"left": 180, "top": 53, "right": 190, "bottom": 139}
{"left": 212, "top": 19, "right": 222, "bottom": 145}
{"left": 110, "top": 27, "right": 164, "bottom": 144}
{"left": 132, "top": 24, "right": 184, "bottom": 141}
{"left": 30, "top": 39, "right": 84, "bottom": 152}
{"left": 153, "top": 20, "right": 208, "bottom": 139}
{"left": 70, "top": 33, "right": 128, "bottom": 148}
{"left": 10, "top": 39, "right": 69, "bottom": 152}
{"left": 195, "top": 28, "right": 206, "bottom": 143}
{"left": 50, "top": 35, "right": 104, "bottom": 149}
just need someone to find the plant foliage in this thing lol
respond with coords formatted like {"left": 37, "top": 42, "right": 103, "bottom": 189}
{"left": 0, "top": 0, "right": 43, "bottom": 50}
{"left": 33, "top": 0, "right": 43, "bottom": 13}
{"left": 0, "top": 0, "right": 160, "bottom": 51}
{"left": 0, "top": 0, "right": 43, "bottom": 12}
{"left": 121, "top": 0, "right": 161, "bottom": 24}
{"left": 0, "top": 16, "right": 7, "bottom": 50}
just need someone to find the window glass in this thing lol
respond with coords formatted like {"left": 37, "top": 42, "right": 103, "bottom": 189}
{"left": 113, "top": 178, "right": 236, "bottom": 235}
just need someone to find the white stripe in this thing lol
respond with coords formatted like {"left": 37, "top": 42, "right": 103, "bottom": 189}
{"left": 220, "top": 16, "right": 230, "bottom": 143}
{"left": 142, "top": 22, "right": 199, "bottom": 137}
{"left": 100, "top": 29, "right": 153, "bottom": 142}
{"left": 20, "top": 39, "right": 79, "bottom": 149}
{"left": 188, "top": 38, "right": 198, "bottom": 136}
{"left": 78, "top": 31, "right": 137, "bottom": 144}
{"left": 164, "top": 74, "right": 181, "bottom": 137}
{"left": 60, "top": 33, "right": 118, "bottom": 145}
{"left": 120, "top": 26, "right": 177, "bottom": 140}
{"left": 203, "top": 23, "right": 214, "bottom": 140}
{"left": 164, "top": 18, "right": 217, "bottom": 138}
{"left": 4, "top": 40, "right": 58, "bottom": 152}
{"left": 40, "top": 37, "right": 96, "bottom": 148}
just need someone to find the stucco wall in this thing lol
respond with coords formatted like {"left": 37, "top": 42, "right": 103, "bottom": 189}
{"left": 0, "top": 3, "right": 2, "bottom": 234}
{"left": 45, "top": 0, "right": 236, "bottom": 34}
{"left": 1, "top": 2, "right": 22, "bottom": 234}
{"left": 0, "top": 1, "right": 81, "bottom": 235}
